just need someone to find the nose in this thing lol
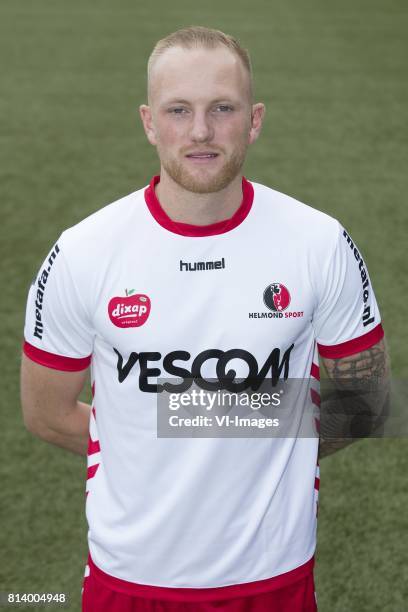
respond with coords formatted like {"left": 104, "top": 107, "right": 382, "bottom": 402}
{"left": 190, "top": 110, "right": 214, "bottom": 143}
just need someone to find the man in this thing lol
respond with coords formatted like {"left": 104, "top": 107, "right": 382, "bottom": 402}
{"left": 21, "top": 26, "right": 389, "bottom": 611}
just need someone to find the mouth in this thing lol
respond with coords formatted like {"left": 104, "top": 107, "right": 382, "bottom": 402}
{"left": 185, "top": 152, "right": 219, "bottom": 160}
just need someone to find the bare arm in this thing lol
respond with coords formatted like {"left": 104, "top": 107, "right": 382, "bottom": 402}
{"left": 319, "top": 338, "right": 391, "bottom": 459}
{"left": 20, "top": 354, "right": 91, "bottom": 456}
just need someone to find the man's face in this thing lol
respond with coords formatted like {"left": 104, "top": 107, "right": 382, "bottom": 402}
{"left": 140, "top": 46, "right": 264, "bottom": 194}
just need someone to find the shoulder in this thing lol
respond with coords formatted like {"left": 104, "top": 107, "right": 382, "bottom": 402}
{"left": 250, "top": 179, "right": 342, "bottom": 255}
{"left": 45, "top": 185, "right": 149, "bottom": 315}
{"left": 251, "top": 180, "right": 339, "bottom": 231}
{"left": 59, "top": 185, "right": 147, "bottom": 255}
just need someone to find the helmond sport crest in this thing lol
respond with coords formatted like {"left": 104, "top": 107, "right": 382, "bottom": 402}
{"left": 248, "top": 283, "right": 304, "bottom": 319}
{"left": 263, "top": 283, "right": 291, "bottom": 312}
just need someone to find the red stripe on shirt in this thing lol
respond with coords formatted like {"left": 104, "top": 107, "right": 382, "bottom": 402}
{"left": 310, "top": 363, "right": 320, "bottom": 380}
{"left": 310, "top": 388, "right": 321, "bottom": 408}
{"left": 87, "top": 464, "right": 99, "bottom": 480}
{"left": 88, "top": 438, "right": 100, "bottom": 455}
{"left": 317, "top": 323, "right": 384, "bottom": 359}
{"left": 23, "top": 341, "right": 91, "bottom": 372}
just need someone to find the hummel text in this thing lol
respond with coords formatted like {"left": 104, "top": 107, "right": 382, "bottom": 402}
{"left": 180, "top": 258, "right": 225, "bottom": 272}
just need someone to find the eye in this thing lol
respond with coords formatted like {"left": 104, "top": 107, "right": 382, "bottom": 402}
{"left": 169, "top": 107, "right": 188, "bottom": 115}
{"left": 215, "top": 105, "right": 233, "bottom": 112}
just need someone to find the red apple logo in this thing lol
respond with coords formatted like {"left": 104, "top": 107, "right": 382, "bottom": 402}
{"left": 108, "top": 289, "right": 151, "bottom": 328}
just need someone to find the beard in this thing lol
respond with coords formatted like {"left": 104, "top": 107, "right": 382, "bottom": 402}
{"left": 159, "top": 143, "right": 248, "bottom": 194}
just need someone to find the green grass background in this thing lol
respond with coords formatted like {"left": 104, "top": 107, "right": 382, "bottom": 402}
{"left": 1, "top": 0, "right": 407, "bottom": 610}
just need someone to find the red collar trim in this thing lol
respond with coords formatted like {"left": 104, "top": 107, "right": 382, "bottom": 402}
{"left": 144, "top": 175, "right": 254, "bottom": 237}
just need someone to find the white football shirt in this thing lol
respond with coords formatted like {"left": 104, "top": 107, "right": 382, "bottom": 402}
{"left": 23, "top": 176, "right": 383, "bottom": 596}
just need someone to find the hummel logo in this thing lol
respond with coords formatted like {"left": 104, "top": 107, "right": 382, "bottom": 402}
{"left": 179, "top": 258, "right": 226, "bottom": 272}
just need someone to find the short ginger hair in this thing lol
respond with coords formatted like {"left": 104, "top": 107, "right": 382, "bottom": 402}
{"left": 147, "top": 26, "right": 253, "bottom": 100}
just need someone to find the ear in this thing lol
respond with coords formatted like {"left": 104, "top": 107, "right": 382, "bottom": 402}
{"left": 139, "top": 104, "right": 157, "bottom": 146}
{"left": 248, "top": 103, "right": 266, "bottom": 145}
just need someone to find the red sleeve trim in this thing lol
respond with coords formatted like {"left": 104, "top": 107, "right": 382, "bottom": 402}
{"left": 317, "top": 323, "right": 384, "bottom": 359}
{"left": 23, "top": 341, "right": 91, "bottom": 372}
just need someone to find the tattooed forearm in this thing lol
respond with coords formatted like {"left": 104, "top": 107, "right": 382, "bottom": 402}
{"left": 319, "top": 338, "right": 391, "bottom": 459}
{"left": 323, "top": 340, "right": 389, "bottom": 381}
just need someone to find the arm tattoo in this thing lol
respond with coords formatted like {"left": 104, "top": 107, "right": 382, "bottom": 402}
{"left": 319, "top": 339, "right": 391, "bottom": 459}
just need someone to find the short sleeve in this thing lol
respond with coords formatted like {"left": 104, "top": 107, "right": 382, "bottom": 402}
{"left": 23, "top": 235, "right": 94, "bottom": 371}
{"left": 312, "top": 223, "right": 384, "bottom": 359}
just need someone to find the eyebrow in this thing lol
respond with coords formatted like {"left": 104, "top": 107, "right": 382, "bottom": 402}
{"left": 160, "top": 98, "right": 240, "bottom": 107}
{"left": 162, "top": 99, "right": 191, "bottom": 106}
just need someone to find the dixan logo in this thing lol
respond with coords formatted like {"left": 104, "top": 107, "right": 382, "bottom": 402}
{"left": 179, "top": 258, "right": 225, "bottom": 272}
{"left": 108, "top": 289, "right": 151, "bottom": 328}
{"left": 249, "top": 283, "right": 304, "bottom": 319}
{"left": 113, "top": 344, "right": 294, "bottom": 392}
{"left": 342, "top": 230, "right": 375, "bottom": 327}
{"left": 33, "top": 243, "right": 60, "bottom": 339}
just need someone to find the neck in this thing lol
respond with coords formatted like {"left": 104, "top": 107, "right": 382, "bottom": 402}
{"left": 155, "top": 168, "right": 244, "bottom": 226}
